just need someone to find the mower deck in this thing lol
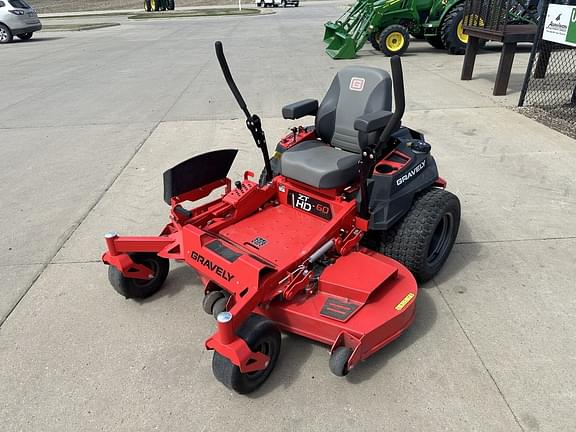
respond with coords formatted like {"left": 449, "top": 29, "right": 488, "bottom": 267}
{"left": 103, "top": 173, "right": 417, "bottom": 376}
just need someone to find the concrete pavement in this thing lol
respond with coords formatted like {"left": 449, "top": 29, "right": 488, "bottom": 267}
{"left": 1, "top": 2, "right": 575, "bottom": 431}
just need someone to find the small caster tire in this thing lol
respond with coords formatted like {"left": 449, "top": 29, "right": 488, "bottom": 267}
{"left": 212, "top": 314, "right": 281, "bottom": 394}
{"left": 329, "top": 346, "right": 353, "bottom": 377}
{"left": 212, "top": 296, "right": 228, "bottom": 319}
{"left": 108, "top": 253, "right": 169, "bottom": 299}
{"left": 203, "top": 290, "right": 225, "bottom": 315}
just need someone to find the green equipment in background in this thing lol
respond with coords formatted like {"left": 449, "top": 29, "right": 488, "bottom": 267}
{"left": 324, "top": 0, "right": 472, "bottom": 59}
{"left": 144, "top": 0, "right": 176, "bottom": 12}
{"left": 324, "top": 0, "right": 539, "bottom": 59}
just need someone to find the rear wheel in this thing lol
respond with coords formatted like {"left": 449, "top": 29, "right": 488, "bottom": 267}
{"left": 441, "top": 5, "right": 467, "bottom": 55}
{"left": 212, "top": 314, "right": 281, "bottom": 394}
{"left": 108, "top": 253, "right": 169, "bottom": 299}
{"left": 379, "top": 188, "right": 460, "bottom": 283}
{"left": 0, "top": 24, "right": 13, "bottom": 44}
{"left": 17, "top": 32, "right": 33, "bottom": 41}
{"left": 426, "top": 35, "right": 445, "bottom": 49}
{"left": 379, "top": 25, "right": 410, "bottom": 57}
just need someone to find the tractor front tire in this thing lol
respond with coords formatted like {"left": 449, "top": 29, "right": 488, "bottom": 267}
{"left": 379, "top": 25, "right": 410, "bottom": 57}
{"left": 379, "top": 188, "right": 460, "bottom": 283}
{"left": 441, "top": 5, "right": 467, "bottom": 55}
{"left": 212, "top": 314, "right": 281, "bottom": 394}
{"left": 368, "top": 31, "right": 381, "bottom": 50}
{"left": 108, "top": 253, "right": 170, "bottom": 299}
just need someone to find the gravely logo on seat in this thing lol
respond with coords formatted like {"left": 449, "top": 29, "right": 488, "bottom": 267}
{"left": 191, "top": 251, "right": 235, "bottom": 282}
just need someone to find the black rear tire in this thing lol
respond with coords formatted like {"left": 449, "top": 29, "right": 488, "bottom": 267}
{"left": 379, "top": 188, "right": 460, "bottom": 283}
{"left": 441, "top": 5, "right": 467, "bottom": 55}
{"left": 0, "top": 24, "right": 13, "bottom": 44}
{"left": 17, "top": 32, "right": 33, "bottom": 41}
{"left": 379, "top": 25, "right": 410, "bottom": 57}
{"left": 108, "top": 253, "right": 169, "bottom": 299}
{"left": 212, "top": 314, "right": 281, "bottom": 394}
{"left": 426, "top": 35, "right": 445, "bottom": 49}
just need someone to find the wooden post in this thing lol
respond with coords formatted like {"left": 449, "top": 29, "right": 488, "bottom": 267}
{"left": 461, "top": 36, "right": 480, "bottom": 81}
{"left": 493, "top": 42, "right": 517, "bottom": 96}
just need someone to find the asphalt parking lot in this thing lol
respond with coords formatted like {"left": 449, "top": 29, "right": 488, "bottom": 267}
{"left": 1, "top": 2, "right": 575, "bottom": 431}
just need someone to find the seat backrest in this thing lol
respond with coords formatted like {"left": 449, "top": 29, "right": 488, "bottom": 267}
{"left": 316, "top": 66, "right": 392, "bottom": 153}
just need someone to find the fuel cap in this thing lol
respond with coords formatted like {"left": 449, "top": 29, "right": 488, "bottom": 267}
{"left": 408, "top": 140, "right": 431, "bottom": 154}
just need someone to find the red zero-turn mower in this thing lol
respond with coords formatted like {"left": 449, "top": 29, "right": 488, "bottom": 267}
{"left": 102, "top": 41, "right": 461, "bottom": 394}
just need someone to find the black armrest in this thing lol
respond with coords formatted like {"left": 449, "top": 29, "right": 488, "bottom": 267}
{"left": 354, "top": 110, "right": 394, "bottom": 133}
{"left": 282, "top": 99, "right": 318, "bottom": 120}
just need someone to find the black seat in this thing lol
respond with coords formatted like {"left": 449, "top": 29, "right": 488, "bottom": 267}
{"left": 280, "top": 66, "right": 393, "bottom": 189}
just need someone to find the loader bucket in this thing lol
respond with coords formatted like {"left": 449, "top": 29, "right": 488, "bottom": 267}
{"left": 324, "top": 21, "right": 342, "bottom": 45}
{"left": 325, "top": 31, "right": 357, "bottom": 59}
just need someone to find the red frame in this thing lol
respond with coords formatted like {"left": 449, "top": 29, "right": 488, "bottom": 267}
{"left": 102, "top": 163, "right": 421, "bottom": 374}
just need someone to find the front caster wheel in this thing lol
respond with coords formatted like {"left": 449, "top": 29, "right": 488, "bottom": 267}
{"left": 212, "top": 314, "right": 281, "bottom": 394}
{"left": 329, "top": 346, "right": 353, "bottom": 377}
{"left": 108, "top": 253, "right": 169, "bottom": 299}
{"left": 202, "top": 290, "right": 225, "bottom": 315}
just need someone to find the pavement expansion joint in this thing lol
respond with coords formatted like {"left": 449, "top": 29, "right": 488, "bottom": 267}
{"left": 456, "top": 235, "right": 576, "bottom": 245}
{"left": 0, "top": 121, "right": 162, "bottom": 329}
{"left": 434, "top": 281, "right": 527, "bottom": 432}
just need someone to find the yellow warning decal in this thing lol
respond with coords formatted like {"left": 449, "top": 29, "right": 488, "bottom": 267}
{"left": 395, "top": 293, "right": 415, "bottom": 311}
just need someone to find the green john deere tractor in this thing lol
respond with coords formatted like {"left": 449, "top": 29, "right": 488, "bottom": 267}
{"left": 324, "top": 0, "right": 475, "bottom": 59}
{"left": 325, "top": 0, "right": 539, "bottom": 59}
{"left": 144, "top": 0, "right": 175, "bottom": 12}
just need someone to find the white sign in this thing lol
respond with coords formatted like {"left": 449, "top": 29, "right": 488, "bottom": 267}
{"left": 542, "top": 4, "right": 576, "bottom": 48}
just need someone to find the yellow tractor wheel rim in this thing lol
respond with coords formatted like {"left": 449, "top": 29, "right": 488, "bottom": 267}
{"left": 386, "top": 32, "right": 405, "bottom": 52}
{"left": 457, "top": 20, "right": 468, "bottom": 44}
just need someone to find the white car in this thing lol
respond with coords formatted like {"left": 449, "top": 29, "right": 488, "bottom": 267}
{"left": 0, "top": 0, "right": 42, "bottom": 43}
